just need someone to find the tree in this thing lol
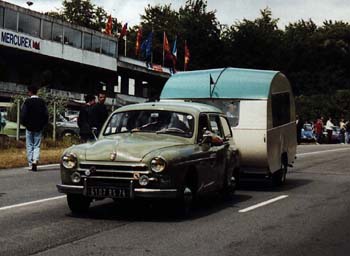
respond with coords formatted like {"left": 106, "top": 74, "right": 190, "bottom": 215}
{"left": 46, "top": 0, "right": 109, "bottom": 31}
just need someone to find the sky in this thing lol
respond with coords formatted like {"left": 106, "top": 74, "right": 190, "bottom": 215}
{"left": 5, "top": 0, "right": 350, "bottom": 28}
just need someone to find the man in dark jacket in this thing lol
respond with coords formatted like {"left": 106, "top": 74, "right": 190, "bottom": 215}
{"left": 20, "top": 86, "right": 48, "bottom": 171}
{"left": 78, "top": 94, "right": 96, "bottom": 142}
{"left": 90, "top": 92, "right": 108, "bottom": 135}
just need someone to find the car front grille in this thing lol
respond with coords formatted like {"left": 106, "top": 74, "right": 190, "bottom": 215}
{"left": 78, "top": 162, "right": 150, "bottom": 181}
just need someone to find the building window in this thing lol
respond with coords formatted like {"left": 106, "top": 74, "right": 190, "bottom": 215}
{"left": 83, "top": 32, "right": 92, "bottom": 50}
{"left": 4, "top": 8, "right": 17, "bottom": 31}
{"left": 52, "top": 23, "right": 63, "bottom": 43}
{"left": 272, "top": 92, "right": 291, "bottom": 127}
{"left": 64, "top": 27, "right": 82, "bottom": 48}
{"left": 42, "top": 20, "right": 52, "bottom": 40}
{"left": 18, "top": 13, "right": 40, "bottom": 37}
{"left": 0, "top": 8, "right": 4, "bottom": 28}
{"left": 109, "top": 40, "right": 117, "bottom": 57}
{"left": 129, "top": 78, "right": 135, "bottom": 95}
{"left": 101, "top": 38, "right": 109, "bottom": 55}
{"left": 92, "top": 35, "right": 101, "bottom": 53}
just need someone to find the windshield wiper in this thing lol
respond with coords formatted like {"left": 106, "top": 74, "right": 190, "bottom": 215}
{"left": 156, "top": 127, "right": 187, "bottom": 134}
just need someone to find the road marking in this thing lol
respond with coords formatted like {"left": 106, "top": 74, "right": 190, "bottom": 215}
{"left": 297, "top": 147, "right": 350, "bottom": 157}
{"left": 238, "top": 195, "right": 288, "bottom": 213}
{"left": 0, "top": 195, "right": 66, "bottom": 211}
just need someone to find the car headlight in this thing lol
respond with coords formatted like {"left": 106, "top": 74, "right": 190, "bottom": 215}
{"left": 150, "top": 157, "right": 166, "bottom": 173}
{"left": 62, "top": 153, "right": 78, "bottom": 169}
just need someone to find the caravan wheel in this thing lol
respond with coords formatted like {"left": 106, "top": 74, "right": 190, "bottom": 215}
{"left": 272, "top": 165, "right": 287, "bottom": 186}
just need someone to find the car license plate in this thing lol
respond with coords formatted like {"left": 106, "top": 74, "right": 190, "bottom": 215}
{"left": 86, "top": 187, "right": 129, "bottom": 198}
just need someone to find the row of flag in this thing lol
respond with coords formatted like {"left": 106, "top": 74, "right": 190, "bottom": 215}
{"left": 104, "top": 15, "right": 190, "bottom": 71}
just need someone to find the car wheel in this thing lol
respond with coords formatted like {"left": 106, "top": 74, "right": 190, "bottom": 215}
{"left": 272, "top": 165, "right": 287, "bottom": 186}
{"left": 67, "top": 194, "right": 91, "bottom": 214}
{"left": 176, "top": 181, "right": 195, "bottom": 218}
{"left": 221, "top": 167, "right": 238, "bottom": 199}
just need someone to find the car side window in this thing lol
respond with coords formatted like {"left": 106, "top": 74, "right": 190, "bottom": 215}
{"left": 197, "top": 114, "right": 209, "bottom": 143}
{"left": 220, "top": 116, "right": 232, "bottom": 139}
{"left": 209, "top": 115, "right": 223, "bottom": 137}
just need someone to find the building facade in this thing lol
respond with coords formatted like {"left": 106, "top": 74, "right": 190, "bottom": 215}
{"left": 0, "top": 1, "right": 170, "bottom": 105}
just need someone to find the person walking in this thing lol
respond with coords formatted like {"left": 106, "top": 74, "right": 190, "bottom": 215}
{"left": 91, "top": 91, "right": 108, "bottom": 136}
{"left": 325, "top": 117, "right": 335, "bottom": 144}
{"left": 339, "top": 118, "right": 346, "bottom": 144}
{"left": 78, "top": 94, "right": 96, "bottom": 142}
{"left": 345, "top": 120, "right": 350, "bottom": 144}
{"left": 20, "top": 86, "right": 48, "bottom": 171}
{"left": 314, "top": 116, "right": 324, "bottom": 144}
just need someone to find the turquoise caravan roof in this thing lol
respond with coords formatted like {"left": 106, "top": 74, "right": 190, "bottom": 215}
{"left": 160, "top": 67, "right": 280, "bottom": 100}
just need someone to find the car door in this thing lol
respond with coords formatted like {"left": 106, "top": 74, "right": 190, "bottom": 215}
{"left": 206, "top": 114, "right": 230, "bottom": 190}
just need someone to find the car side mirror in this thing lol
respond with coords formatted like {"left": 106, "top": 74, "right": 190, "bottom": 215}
{"left": 91, "top": 127, "right": 98, "bottom": 141}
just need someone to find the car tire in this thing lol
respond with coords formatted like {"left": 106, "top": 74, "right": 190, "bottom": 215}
{"left": 272, "top": 165, "right": 287, "bottom": 186}
{"left": 177, "top": 186, "right": 194, "bottom": 217}
{"left": 67, "top": 194, "right": 91, "bottom": 214}
{"left": 221, "top": 167, "right": 238, "bottom": 200}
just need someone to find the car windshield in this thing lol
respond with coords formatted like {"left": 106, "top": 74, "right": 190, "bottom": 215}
{"left": 103, "top": 110, "right": 194, "bottom": 138}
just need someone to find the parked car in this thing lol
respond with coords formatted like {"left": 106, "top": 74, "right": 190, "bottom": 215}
{"left": 323, "top": 126, "right": 342, "bottom": 143}
{"left": 57, "top": 101, "right": 240, "bottom": 214}
{"left": 301, "top": 123, "right": 316, "bottom": 142}
{"left": 1, "top": 117, "right": 26, "bottom": 138}
{"left": 56, "top": 114, "right": 79, "bottom": 138}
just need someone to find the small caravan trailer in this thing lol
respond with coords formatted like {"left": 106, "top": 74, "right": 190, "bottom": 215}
{"left": 160, "top": 67, "right": 297, "bottom": 185}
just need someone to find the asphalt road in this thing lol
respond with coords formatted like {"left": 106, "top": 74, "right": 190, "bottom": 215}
{"left": 1, "top": 144, "right": 350, "bottom": 256}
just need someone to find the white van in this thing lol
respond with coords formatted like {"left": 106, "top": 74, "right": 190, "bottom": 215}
{"left": 160, "top": 67, "right": 297, "bottom": 185}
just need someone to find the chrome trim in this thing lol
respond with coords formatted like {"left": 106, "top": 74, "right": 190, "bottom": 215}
{"left": 77, "top": 168, "right": 151, "bottom": 175}
{"left": 79, "top": 161, "right": 148, "bottom": 168}
{"left": 134, "top": 188, "right": 177, "bottom": 193}
{"left": 81, "top": 176, "right": 158, "bottom": 181}
{"left": 58, "top": 184, "right": 83, "bottom": 189}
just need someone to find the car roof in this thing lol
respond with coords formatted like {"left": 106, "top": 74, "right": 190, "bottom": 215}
{"left": 114, "top": 101, "right": 223, "bottom": 115}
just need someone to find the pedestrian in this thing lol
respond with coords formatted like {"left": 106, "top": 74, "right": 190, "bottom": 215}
{"left": 314, "top": 116, "right": 324, "bottom": 144}
{"left": 91, "top": 91, "right": 108, "bottom": 136}
{"left": 20, "top": 86, "right": 48, "bottom": 171}
{"left": 78, "top": 94, "right": 96, "bottom": 142}
{"left": 0, "top": 111, "right": 5, "bottom": 132}
{"left": 296, "top": 115, "right": 304, "bottom": 145}
{"left": 345, "top": 120, "right": 350, "bottom": 144}
{"left": 339, "top": 118, "right": 346, "bottom": 144}
{"left": 325, "top": 117, "right": 335, "bottom": 144}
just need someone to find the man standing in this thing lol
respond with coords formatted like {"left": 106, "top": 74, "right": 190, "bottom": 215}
{"left": 78, "top": 94, "right": 96, "bottom": 142}
{"left": 314, "top": 116, "right": 324, "bottom": 144}
{"left": 20, "top": 86, "right": 48, "bottom": 171}
{"left": 91, "top": 92, "right": 108, "bottom": 135}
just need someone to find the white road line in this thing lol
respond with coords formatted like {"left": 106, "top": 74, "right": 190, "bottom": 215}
{"left": 297, "top": 147, "right": 350, "bottom": 157}
{"left": 238, "top": 195, "right": 288, "bottom": 213}
{"left": 0, "top": 195, "right": 66, "bottom": 211}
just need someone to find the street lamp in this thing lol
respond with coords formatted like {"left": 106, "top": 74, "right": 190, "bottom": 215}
{"left": 26, "top": 1, "right": 33, "bottom": 7}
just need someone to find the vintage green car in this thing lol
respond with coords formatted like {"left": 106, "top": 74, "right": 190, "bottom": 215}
{"left": 57, "top": 101, "right": 239, "bottom": 214}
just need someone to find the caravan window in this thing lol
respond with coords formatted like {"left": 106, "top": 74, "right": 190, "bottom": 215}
{"left": 271, "top": 92, "right": 291, "bottom": 127}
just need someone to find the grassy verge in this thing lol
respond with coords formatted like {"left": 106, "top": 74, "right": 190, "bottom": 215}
{"left": 0, "top": 136, "right": 79, "bottom": 169}
{"left": 0, "top": 148, "right": 64, "bottom": 169}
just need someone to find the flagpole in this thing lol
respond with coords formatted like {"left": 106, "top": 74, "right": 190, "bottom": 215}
{"left": 162, "top": 31, "right": 165, "bottom": 67}
{"left": 124, "top": 34, "right": 127, "bottom": 56}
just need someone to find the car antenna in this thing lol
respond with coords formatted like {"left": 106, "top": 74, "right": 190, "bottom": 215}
{"left": 210, "top": 67, "right": 228, "bottom": 98}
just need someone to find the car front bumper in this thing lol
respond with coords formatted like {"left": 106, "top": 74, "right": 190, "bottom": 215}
{"left": 56, "top": 184, "right": 178, "bottom": 199}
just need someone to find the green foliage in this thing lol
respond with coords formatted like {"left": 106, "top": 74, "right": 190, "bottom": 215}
{"left": 47, "top": 0, "right": 108, "bottom": 31}
{"left": 47, "top": 0, "right": 350, "bottom": 119}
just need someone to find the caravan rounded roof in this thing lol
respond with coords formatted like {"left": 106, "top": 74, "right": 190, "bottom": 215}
{"left": 160, "top": 67, "right": 286, "bottom": 100}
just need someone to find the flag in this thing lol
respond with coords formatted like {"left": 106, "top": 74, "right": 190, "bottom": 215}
{"left": 105, "top": 15, "right": 112, "bottom": 35}
{"left": 141, "top": 32, "right": 153, "bottom": 61}
{"left": 163, "top": 32, "right": 171, "bottom": 54}
{"left": 184, "top": 40, "right": 190, "bottom": 71}
{"left": 135, "top": 26, "right": 142, "bottom": 56}
{"left": 120, "top": 22, "right": 128, "bottom": 39}
{"left": 172, "top": 37, "right": 177, "bottom": 60}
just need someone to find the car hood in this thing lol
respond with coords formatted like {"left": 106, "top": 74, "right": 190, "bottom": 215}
{"left": 84, "top": 133, "right": 190, "bottom": 162}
